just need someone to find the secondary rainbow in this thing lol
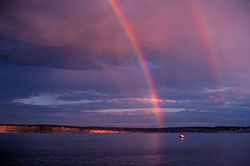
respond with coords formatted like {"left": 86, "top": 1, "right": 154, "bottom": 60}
{"left": 190, "top": 2, "right": 220, "bottom": 83}
{"left": 189, "top": 2, "right": 226, "bottom": 103}
{"left": 108, "top": 0, "right": 163, "bottom": 127}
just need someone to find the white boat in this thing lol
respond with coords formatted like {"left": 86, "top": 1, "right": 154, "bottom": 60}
{"left": 179, "top": 133, "right": 185, "bottom": 139}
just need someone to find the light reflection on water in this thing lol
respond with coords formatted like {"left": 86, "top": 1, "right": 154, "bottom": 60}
{"left": 150, "top": 133, "right": 162, "bottom": 165}
{"left": 0, "top": 133, "right": 250, "bottom": 166}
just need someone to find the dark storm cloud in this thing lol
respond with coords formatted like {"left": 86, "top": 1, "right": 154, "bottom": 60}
{"left": 0, "top": 34, "right": 133, "bottom": 70}
{"left": 1, "top": 0, "right": 250, "bottom": 127}
{"left": 0, "top": 0, "right": 249, "bottom": 73}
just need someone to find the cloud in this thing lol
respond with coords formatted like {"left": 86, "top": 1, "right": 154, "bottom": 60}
{"left": 12, "top": 91, "right": 178, "bottom": 107}
{"left": 83, "top": 107, "right": 185, "bottom": 114}
{"left": 106, "top": 97, "right": 176, "bottom": 105}
{"left": 0, "top": 0, "right": 249, "bottom": 74}
{"left": 203, "top": 87, "right": 233, "bottom": 93}
{"left": 0, "top": 0, "right": 134, "bottom": 70}
{"left": 0, "top": 35, "right": 132, "bottom": 70}
{"left": 1, "top": 0, "right": 250, "bottom": 127}
{"left": 13, "top": 94, "right": 101, "bottom": 106}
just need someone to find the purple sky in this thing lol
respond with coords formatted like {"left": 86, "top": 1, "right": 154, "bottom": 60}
{"left": 0, "top": 0, "right": 250, "bottom": 127}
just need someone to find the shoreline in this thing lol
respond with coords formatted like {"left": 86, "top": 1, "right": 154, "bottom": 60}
{"left": 1, "top": 124, "right": 250, "bottom": 134}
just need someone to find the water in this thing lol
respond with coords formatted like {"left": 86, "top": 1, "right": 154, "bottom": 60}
{"left": 0, "top": 133, "right": 250, "bottom": 166}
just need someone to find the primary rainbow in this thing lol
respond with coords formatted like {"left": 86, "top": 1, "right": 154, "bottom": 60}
{"left": 108, "top": 0, "right": 164, "bottom": 127}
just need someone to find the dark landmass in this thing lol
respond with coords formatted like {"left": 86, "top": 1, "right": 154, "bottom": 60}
{"left": 1, "top": 124, "right": 250, "bottom": 133}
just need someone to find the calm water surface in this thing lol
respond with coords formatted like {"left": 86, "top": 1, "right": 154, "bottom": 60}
{"left": 0, "top": 133, "right": 250, "bottom": 166}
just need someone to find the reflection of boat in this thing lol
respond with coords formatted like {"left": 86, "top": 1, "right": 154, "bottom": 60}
{"left": 179, "top": 133, "right": 185, "bottom": 139}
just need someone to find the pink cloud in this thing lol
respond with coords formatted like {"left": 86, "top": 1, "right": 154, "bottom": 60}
{"left": 1, "top": 0, "right": 249, "bottom": 74}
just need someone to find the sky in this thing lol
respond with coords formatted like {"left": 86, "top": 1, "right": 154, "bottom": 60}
{"left": 0, "top": 0, "right": 250, "bottom": 127}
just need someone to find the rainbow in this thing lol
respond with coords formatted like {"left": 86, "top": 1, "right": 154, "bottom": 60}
{"left": 190, "top": 2, "right": 225, "bottom": 102}
{"left": 108, "top": 0, "right": 164, "bottom": 127}
{"left": 190, "top": 2, "right": 220, "bottom": 83}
